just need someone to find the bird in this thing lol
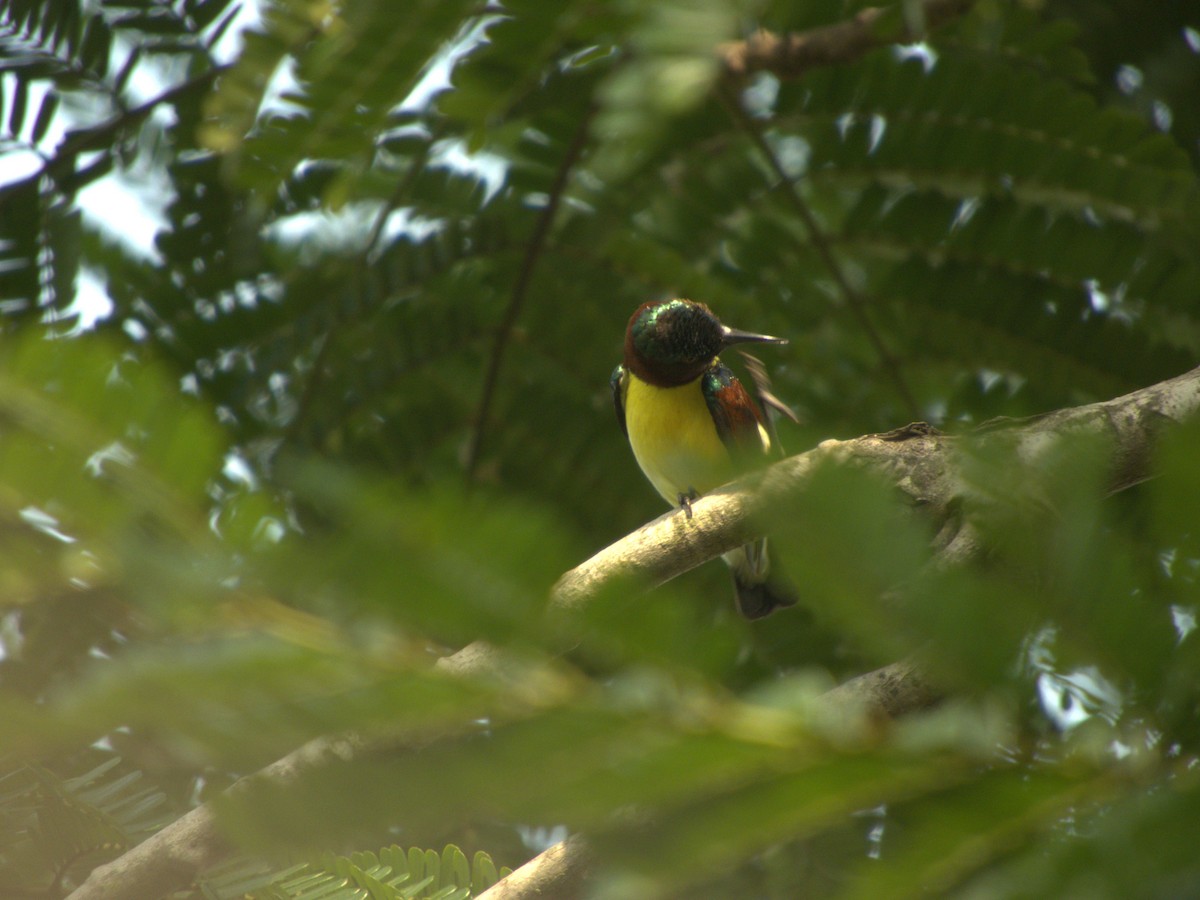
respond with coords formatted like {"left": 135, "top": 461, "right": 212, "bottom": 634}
{"left": 611, "top": 298, "right": 796, "bottom": 619}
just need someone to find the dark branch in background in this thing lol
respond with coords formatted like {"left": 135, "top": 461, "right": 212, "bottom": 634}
{"left": 713, "top": 0, "right": 980, "bottom": 419}
{"left": 461, "top": 0, "right": 981, "bottom": 480}
{"left": 285, "top": 121, "right": 448, "bottom": 446}
{"left": 285, "top": 327, "right": 336, "bottom": 449}
{"left": 67, "top": 365, "right": 1200, "bottom": 900}
{"left": 56, "top": 67, "right": 224, "bottom": 159}
{"left": 464, "top": 107, "right": 595, "bottom": 484}
{"left": 720, "top": 0, "right": 975, "bottom": 79}
{"left": 363, "top": 120, "right": 448, "bottom": 259}
{"left": 0, "top": 67, "right": 225, "bottom": 212}
{"left": 719, "top": 85, "right": 920, "bottom": 420}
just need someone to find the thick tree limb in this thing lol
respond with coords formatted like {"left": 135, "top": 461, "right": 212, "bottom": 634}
{"left": 822, "top": 657, "right": 939, "bottom": 718}
{"left": 478, "top": 369, "right": 1200, "bottom": 900}
{"left": 65, "top": 734, "right": 363, "bottom": 900}
{"left": 720, "top": 0, "right": 975, "bottom": 79}
{"left": 556, "top": 366, "right": 1200, "bottom": 610}
{"left": 550, "top": 421, "right": 958, "bottom": 609}
{"left": 65, "top": 366, "right": 1200, "bottom": 900}
{"left": 63, "top": 804, "right": 226, "bottom": 900}
{"left": 475, "top": 834, "right": 592, "bottom": 900}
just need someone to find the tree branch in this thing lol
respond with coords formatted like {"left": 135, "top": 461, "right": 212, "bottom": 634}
{"left": 472, "top": 655, "right": 943, "bottom": 900}
{"left": 464, "top": 107, "right": 595, "bottom": 484}
{"left": 557, "top": 366, "right": 1200, "bottom": 610}
{"left": 477, "top": 369, "right": 1200, "bottom": 900}
{"left": 475, "top": 834, "right": 592, "bottom": 900}
{"left": 719, "top": 85, "right": 921, "bottom": 419}
{"left": 64, "top": 734, "right": 364, "bottom": 900}
{"left": 720, "top": 0, "right": 975, "bottom": 79}
{"left": 66, "top": 365, "right": 1200, "bottom": 900}
{"left": 0, "top": 66, "right": 226, "bottom": 209}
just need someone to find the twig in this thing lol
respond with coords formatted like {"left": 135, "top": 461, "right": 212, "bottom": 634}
{"left": 363, "top": 120, "right": 448, "bottom": 260}
{"left": 720, "top": 0, "right": 975, "bottom": 79}
{"left": 284, "top": 121, "right": 447, "bottom": 446}
{"left": 720, "top": 85, "right": 921, "bottom": 419}
{"left": 464, "top": 107, "right": 595, "bottom": 484}
{"left": 0, "top": 66, "right": 226, "bottom": 213}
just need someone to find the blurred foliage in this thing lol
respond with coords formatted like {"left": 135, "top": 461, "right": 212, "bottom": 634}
{"left": 195, "top": 842, "right": 511, "bottom": 899}
{"left": 0, "top": 0, "right": 1199, "bottom": 897}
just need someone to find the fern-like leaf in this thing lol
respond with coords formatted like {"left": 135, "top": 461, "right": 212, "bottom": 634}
{"left": 0, "top": 754, "right": 169, "bottom": 896}
{"left": 194, "top": 843, "right": 511, "bottom": 900}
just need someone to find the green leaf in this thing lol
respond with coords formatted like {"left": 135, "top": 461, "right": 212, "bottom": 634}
{"left": 592, "top": 752, "right": 970, "bottom": 894}
{"left": 839, "top": 768, "right": 1096, "bottom": 899}
{"left": 202, "top": 841, "right": 503, "bottom": 899}
{"left": 207, "top": 0, "right": 482, "bottom": 205}
{"left": 30, "top": 89, "right": 58, "bottom": 143}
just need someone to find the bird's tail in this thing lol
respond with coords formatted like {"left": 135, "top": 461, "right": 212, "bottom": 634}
{"left": 724, "top": 539, "right": 797, "bottom": 620}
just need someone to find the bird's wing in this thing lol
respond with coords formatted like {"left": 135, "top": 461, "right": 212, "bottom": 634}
{"left": 701, "top": 361, "right": 769, "bottom": 458}
{"left": 611, "top": 364, "right": 629, "bottom": 437}
{"left": 737, "top": 350, "right": 799, "bottom": 457}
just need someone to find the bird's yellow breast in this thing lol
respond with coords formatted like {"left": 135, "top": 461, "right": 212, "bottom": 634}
{"left": 624, "top": 372, "right": 732, "bottom": 506}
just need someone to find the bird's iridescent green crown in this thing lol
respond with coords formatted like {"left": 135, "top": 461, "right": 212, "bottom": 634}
{"left": 629, "top": 299, "right": 723, "bottom": 366}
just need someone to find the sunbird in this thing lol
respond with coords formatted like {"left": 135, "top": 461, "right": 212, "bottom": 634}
{"left": 611, "top": 299, "right": 796, "bottom": 618}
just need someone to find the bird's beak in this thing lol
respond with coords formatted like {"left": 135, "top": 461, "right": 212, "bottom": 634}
{"left": 721, "top": 325, "right": 788, "bottom": 347}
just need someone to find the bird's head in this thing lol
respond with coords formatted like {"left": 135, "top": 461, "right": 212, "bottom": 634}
{"left": 623, "top": 299, "right": 785, "bottom": 387}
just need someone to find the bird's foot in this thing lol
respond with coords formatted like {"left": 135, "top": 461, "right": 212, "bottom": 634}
{"left": 678, "top": 488, "right": 700, "bottom": 520}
